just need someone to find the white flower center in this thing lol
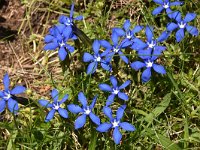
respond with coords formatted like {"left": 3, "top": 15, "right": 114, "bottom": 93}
{"left": 84, "top": 107, "right": 91, "bottom": 115}
{"left": 163, "top": 3, "right": 169, "bottom": 9}
{"left": 59, "top": 41, "right": 65, "bottom": 47}
{"left": 178, "top": 22, "right": 186, "bottom": 29}
{"left": 148, "top": 41, "right": 156, "bottom": 48}
{"left": 112, "top": 88, "right": 119, "bottom": 95}
{"left": 53, "top": 103, "right": 60, "bottom": 110}
{"left": 146, "top": 60, "right": 153, "bottom": 68}
{"left": 112, "top": 120, "right": 120, "bottom": 128}
{"left": 113, "top": 47, "right": 119, "bottom": 53}
{"left": 126, "top": 32, "right": 132, "bottom": 39}
{"left": 95, "top": 56, "right": 101, "bottom": 62}
{"left": 3, "top": 91, "right": 11, "bottom": 100}
{"left": 65, "top": 18, "right": 72, "bottom": 26}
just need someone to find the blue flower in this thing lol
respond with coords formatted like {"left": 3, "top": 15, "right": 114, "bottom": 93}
{"left": 44, "top": 24, "right": 74, "bottom": 61}
{"left": 0, "top": 73, "right": 26, "bottom": 114}
{"left": 99, "top": 76, "right": 131, "bottom": 106}
{"left": 38, "top": 89, "right": 69, "bottom": 122}
{"left": 131, "top": 26, "right": 169, "bottom": 52}
{"left": 83, "top": 40, "right": 112, "bottom": 74}
{"left": 67, "top": 92, "right": 100, "bottom": 129}
{"left": 100, "top": 31, "right": 132, "bottom": 64}
{"left": 96, "top": 105, "right": 135, "bottom": 144}
{"left": 131, "top": 48, "right": 166, "bottom": 82}
{"left": 166, "top": 12, "right": 199, "bottom": 42}
{"left": 152, "top": 0, "right": 184, "bottom": 18}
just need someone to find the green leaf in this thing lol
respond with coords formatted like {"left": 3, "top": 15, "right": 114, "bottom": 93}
{"left": 144, "top": 93, "right": 171, "bottom": 124}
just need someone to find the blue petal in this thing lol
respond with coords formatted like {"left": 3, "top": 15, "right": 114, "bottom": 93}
{"left": 67, "top": 104, "right": 83, "bottom": 114}
{"left": 100, "top": 40, "right": 112, "bottom": 49}
{"left": 111, "top": 32, "right": 119, "bottom": 46}
{"left": 123, "top": 20, "right": 131, "bottom": 31}
{"left": 119, "top": 122, "right": 136, "bottom": 131}
{"left": 132, "top": 25, "right": 143, "bottom": 34}
{"left": 63, "top": 26, "right": 72, "bottom": 39}
{"left": 184, "top": 13, "right": 196, "bottom": 23}
{"left": 142, "top": 68, "right": 152, "bottom": 82}
{"left": 44, "top": 35, "right": 54, "bottom": 43}
{"left": 118, "top": 51, "right": 129, "bottom": 64}
{"left": 152, "top": 0, "right": 163, "bottom": 5}
{"left": 170, "top": 1, "right": 184, "bottom": 6}
{"left": 89, "top": 95, "right": 97, "bottom": 109}
{"left": 110, "top": 76, "right": 118, "bottom": 88}
{"left": 131, "top": 38, "right": 147, "bottom": 50}
{"left": 118, "top": 92, "right": 129, "bottom": 101}
{"left": 119, "top": 80, "right": 131, "bottom": 90}
{"left": 11, "top": 86, "right": 26, "bottom": 95}
{"left": 152, "top": 6, "right": 164, "bottom": 15}
{"left": 186, "top": 25, "right": 199, "bottom": 36}
{"left": 130, "top": 61, "right": 145, "bottom": 71}
{"left": 59, "top": 94, "right": 69, "bottom": 104}
{"left": 176, "top": 28, "right": 185, "bottom": 42}
{"left": 75, "top": 114, "right": 87, "bottom": 129}
{"left": 38, "top": 99, "right": 52, "bottom": 108}
{"left": 75, "top": 15, "right": 83, "bottom": 20}
{"left": 0, "top": 100, "right": 6, "bottom": 113}
{"left": 101, "top": 61, "right": 112, "bottom": 71}
{"left": 58, "top": 47, "right": 67, "bottom": 61}
{"left": 45, "top": 109, "right": 56, "bottom": 122}
{"left": 101, "top": 48, "right": 112, "bottom": 57}
{"left": 113, "top": 28, "right": 125, "bottom": 36}
{"left": 83, "top": 52, "right": 94, "bottom": 62}
{"left": 3, "top": 73, "right": 10, "bottom": 91}
{"left": 153, "top": 64, "right": 166, "bottom": 74}
{"left": 78, "top": 92, "right": 88, "bottom": 107}
{"left": 92, "top": 40, "right": 100, "bottom": 55}
{"left": 59, "top": 15, "right": 66, "bottom": 24}
{"left": 106, "top": 94, "right": 115, "bottom": 106}
{"left": 145, "top": 26, "right": 154, "bottom": 42}
{"left": 86, "top": 62, "right": 98, "bottom": 74}
{"left": 116, "top": 105, "right": 126, "bottom": 121}
{"left": 167, "top": 23, "right": 178, "bottom": 31}
{"left": 0, "top": 91, "right": 3, "bottom": 97}
{"left": 99, "top": 84, "right": 112, "bottom": 92}
{"left": 44, "top": 42, "right": 58, "bottom": 50}
{"left": 113, "top": 127, "right": 122, "bottom": 145}
{"left": 58, "top": 108, "right": 68, "bottom": 118}
{"left": 96, "top": 123, "right": 112, "bottom": 132}
{"left": 173, "top": 11, "right": 182, "bottom": 22}
{"left": 8, "top": 98, "right": 18, "bottom": 114}
{"left": 56, "top": 24, "right": 65, "bottom": 34}
{"left": 157, "top": 31, "right": 170, "bottom": 42}
{"left": 66, "top": 44, "right": 74, "bottom": 53}
{"left": 51, "top": 89, "right": 59, "bottom": 103}
{"left": 121, "top": 40, "right": 132, "bottom": 48}
{"left": 70, "top": 3, "right": 75, "bottom": 18}
{"left": 138, "top": 49, "right": 152, "bottom": 60}
{"left": 152, "top": 46, "right": 166, "bottom": 60}
{"left": 89, "top": 112, "right": 100, "bottom": 125}
{"left": 103, "top": 106, "right": 113, "bottom": 121}
{"left": 166, "top": 8, "right": 173, "bottom": 19}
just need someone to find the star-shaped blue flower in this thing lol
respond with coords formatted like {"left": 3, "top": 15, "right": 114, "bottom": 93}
{"left": 83, "top": 40, "right": 112, "bottom": 74}
{"left": 44, "top": 24, "right": 74, "bottom": 61}
{"left": 38, "top": 89, "right": 69, "bottom": 122}
{"left": 0, "top": 73, "right": 26, "bottom": 114}
{"left": 166, "top": 12, "right": 199, "bottom": 42}
{"left": 67, "top": 92, "right": 100, "bottom": 129}
{"left": 131, "top": 48, "right": 166, "bottom": 82}
{"left": 96, "top": 105, "right": 135, "bottom": 144}
{"left": 152, "top": 0, "right": 184, "bottom": 18}
{"left": 99, "top": 76, "right": 131, "bottom": 106}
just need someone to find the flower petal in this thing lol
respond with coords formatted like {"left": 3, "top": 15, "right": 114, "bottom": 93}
{"left": 11, "top": 86, "right": 26, "bottom": 95}
{"left": 167, "top": 23, "right": 178, "bottom": 32}
{"left": 59, "top": 94, "right": 69, "bottom": 104}
{"left": 110, "top": 76, "right": 118, "bottom": 88}
{"left": 151, "top": 46, "right": 166, "bottom": 60}
{"left": 45, "top": 109, "right": 56, "bottom": 122}
{"left": 100, "top": 40, "right": 112, "bottom": 49}
{"left": 92, "top": 40, "right": 100, "bottom": 55}
{"left": 89, "top": 95, "right": 97, "bottom": 109}
{"left": 89, "top": 112, "right": 100, "bottom": 125}
{"left": 78, "top": 92, "right": 87, "bottom": 107}
{"left": 44, "top": 35, "right": 54, "bottom": 43}
{"left": 51, "top": 89, "right": 59, "bottom": 103}
{"left": 38, "top": 99, "right": 52, "bottom": 108}
{"left": 152, "top": 6, "right": 164, "bottom": 15}
{"left": 157, "top": 31, "right": 170, "bottom": 42}
{"left": 138, "top": 49, "right": 152, "bottom": 60}
{"left": 131, "top": 38, "right": 147, "bottom": 50}
{"left": 66, "top": 44, "right": 74, "bottom": 53}
{"left": 75, "top": 15, "right": 83, "bottom": 20}
{"left": 132, "top": 25, "right": 143, "bottom": 34}
{"left": 152, "top": 0, "right": 163, "bottom": 5}
{"left": 113, "top": 28, "right": 125, "bottom": 36}
{"left": 118, "top": 92, "right": 129, "bottom": 101}
{"left": 58, "top": 108, "right": 68, "bottom": 118}
{"left": 83, "top": 52, "right": 94, "bottom": 62}
{"left": 75, "top": 114, "right": 87, "bottom": 129}
{"left": 111, "top": 32, "right": 119, "bottom": 46}
{"left": 123, "top": 20, "right": 131, "bottom": 31}
{"left": 8, "top": 98, "right": 18, "bottom": 114}
{"left": 86, "top": 62, "right": 98, "bottom": 74}
{"left": 184, "top": 13, "right": 196, "bottom": 23}
{"left": 96, "top": 123, "right": 112, "bottom": 132}
{"left": 118, "top": 51, "right": 129, "bottom": 64}
{"left": 44, "top": 42, "right": 58, "bottom": 50}
{"left": 67, "top": 104, "right": 83, "bottom": 114}
{"left": 0, "top": 91, "right": 3, "bottom": 97}
{"left": 119, "top": 80, "right": 131, "bottom": 90}
{"left": 176, "top": 28, "right": 185, "bottom": 42}
{"left": 186, "top": 25, "right": 199, "bottom": 36}
{"left": 58, "top": 47, "right": 67, "bottom": 61}
{"left": 100, "top": 62, "right": 112, "bottom": 71}
{"left": 153, "top": 64, "right": 166, "bottom": 74}
{"left": 142, "top": 68, "right": 152, "bottom": 82}
{"left": 146, "top": 26, "right": 154, "bottom": 42}
{"left": 70, "top": 3, "right": 75, "bottom": 18}
{"left": 173, "top": 11, "right": 182, "bottom": 22}
{"left": 116, "top": 105, "right": 126, "bottom": 121}
{"left": 113, "top": 127, "right": 122, "bottom": 145}
{"left": 103, "top": 106, "right": 113, "bottom": 121}
{"left": 106, "top": 94, "right": 115, "bottom": 106}
{"left": 3, "top": 73, "right": 10, "bottom": 91}
{"left": 63, "top": 26, "right": 72, "bottom": 39}
{"left": 119, "top": 122, "right": 136, "bottom": 131}
{"left": 0, "top": 100, "right": 6, "bottom": 113}
{"left": 130, "top": 61, "right": 145, "bottom": 71}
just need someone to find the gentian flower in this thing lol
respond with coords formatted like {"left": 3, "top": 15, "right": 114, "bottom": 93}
{"left": 67, "top": 92, "right": 100, "bottom": 129}
{"left": 131, "top": 26, "right": 169, "bottom": 52}
{"left": 130, "top": 48, "right": 166, "bottom": 82}
{"left": 166, "top": 12, "right": 199, "bottom": 42}
{"left": 100, "top": 31, "right": 132, "bottom": 64}
{"left": 152, "top": 0, "right": 184, "bottom": 18}
{"left": 38, "top": 89, "right": 69, "bottom": 122}
{"left": 44, "top": 24, "right": 74, "bottom": 61}
{"left": 96, "top": 105, "right": 135, "bottom": 144}
{"left": 99, "top": 76, "right": 131, "bottom": 106}
{"left": 83, "top": 40, "right": 111, "bottom": 74}
{"left": 0, "top": 73, "right": 26, "bottom": 114}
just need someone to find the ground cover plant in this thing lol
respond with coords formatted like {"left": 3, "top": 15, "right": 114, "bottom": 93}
{"left": 0, "top": 0, "right": 200, "bottom": 149}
